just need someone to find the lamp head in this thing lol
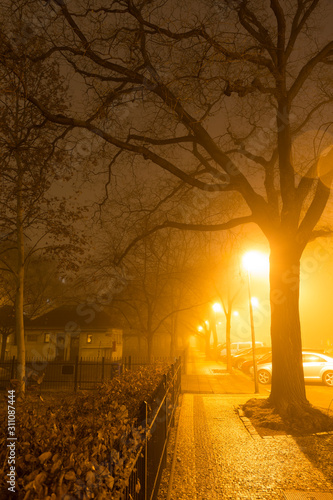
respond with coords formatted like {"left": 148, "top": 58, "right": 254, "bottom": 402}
{"left": 242, "top": 250, "right": 269, "bottom": 274}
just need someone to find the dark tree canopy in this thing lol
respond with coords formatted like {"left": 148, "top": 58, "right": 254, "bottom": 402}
{"left": 1, "top": 0, "right": 333, "bottom": 413}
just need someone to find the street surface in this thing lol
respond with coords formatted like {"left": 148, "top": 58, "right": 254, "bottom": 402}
{"left": 182, "top": 349, "right": 333, "bottom": 412}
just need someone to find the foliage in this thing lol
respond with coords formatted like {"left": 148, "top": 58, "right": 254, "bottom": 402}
{"left": 0, "top": 364, "right": 169, "bottom": 499}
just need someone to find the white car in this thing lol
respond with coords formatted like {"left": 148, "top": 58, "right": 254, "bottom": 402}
{"left": 219, "top": 341, "right": 264, "bottom": 358}
{"left": 254, "top": 352, "right": 333, "bottom": 386}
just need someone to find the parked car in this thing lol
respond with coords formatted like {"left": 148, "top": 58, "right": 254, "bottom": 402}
{"left": 253, "top": 351, "right": 333, "bottom": 386}
{"left": 219, "top": 346, "right": 249, "bottom": 362}
{"left": 234, "top": 347, "right": 271, "bottom": 370}
{"left": 231, "top": 347, "right": 253, "bottom": 367}
{"left": 219, "top": 341, "right": 264, "bottom": 359}
{"left": 242, "top": 351, "right": 272, "bottom": 373}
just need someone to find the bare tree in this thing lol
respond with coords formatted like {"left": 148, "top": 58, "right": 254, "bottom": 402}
{"left": 213, "top": 251, "right": 244, "bottom": 373}
{"left": 8, "top": 1, "right": 333, "bottom": 417}
{"left": 102, "top": 228, "right": 205, "bottom": 362}
{"left": 0, "top": 7, "right": 86, "bottom": 395}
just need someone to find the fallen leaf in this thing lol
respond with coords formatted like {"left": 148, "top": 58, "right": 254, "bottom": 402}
{"left": 64, "top": 470, "right": 76, "bottom": 481}
{"left": 39, "top": 451, "right": 52, "bottom": 464}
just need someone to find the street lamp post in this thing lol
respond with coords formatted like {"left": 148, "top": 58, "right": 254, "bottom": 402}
{"left": 242, "top": 251, "right": 269, "bottom": 394}
{"left": 246, "top": 273, "right": 259, "bottom": 393}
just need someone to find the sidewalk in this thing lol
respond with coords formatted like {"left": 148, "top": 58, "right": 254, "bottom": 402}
{"left": 181, "top": 351, "right": 264, "bottom": 395}
{"left": 166, "top": 352, "right": 333, "bottom": 500}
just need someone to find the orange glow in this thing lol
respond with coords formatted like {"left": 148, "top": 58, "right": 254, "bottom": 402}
{"left": 212, "top": 302, "right": 222, "bottom": 313}
{"left": 242, "top": 251, "right": 269, "bottom": 274}
{"left": 251, "top": 297, "right": 259, "bottom": 307}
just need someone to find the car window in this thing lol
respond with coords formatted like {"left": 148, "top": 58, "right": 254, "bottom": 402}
{"left": 239, "top": 342, "right": 252, "bottom": 349}
{"left": 302, "top": 354, "right": 325, "bottom": 363}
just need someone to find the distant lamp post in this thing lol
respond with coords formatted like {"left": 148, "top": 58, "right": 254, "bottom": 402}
{"left": 212, "top": 302, "right": 222, "bottom": 356}
{"left": 242, "top": 251, "right": 269, "bottom": 394}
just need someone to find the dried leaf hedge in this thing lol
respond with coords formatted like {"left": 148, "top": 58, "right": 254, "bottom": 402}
{"left": 0, "top": 363, "right": 169, "bottom": 499}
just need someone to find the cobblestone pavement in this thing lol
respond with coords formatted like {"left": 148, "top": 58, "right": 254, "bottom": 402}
{"left": 169, "top": 394, "right": 333, "bottom": 500}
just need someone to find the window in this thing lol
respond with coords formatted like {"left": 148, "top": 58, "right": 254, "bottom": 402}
{"left": 302, "top": 354, "right": 325, "bottom": 363}
{"left": 44, "top": 333, "right": 50, "bottom": 343}
{"left": 86, "top": 334, "right": 93, "bottom": 344}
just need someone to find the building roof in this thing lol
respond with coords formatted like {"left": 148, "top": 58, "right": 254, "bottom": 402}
{"left": 27, "top": 305, "right": 121, "bottom": 331}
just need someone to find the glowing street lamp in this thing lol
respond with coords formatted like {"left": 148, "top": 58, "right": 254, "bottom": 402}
{"left": 212, "top": 302, "right": 222, "bottom": 313}
{"left": 242, "top": 251, "right": 269, "bottom": 394}
{"left": 242, "top": 250, "right": 269, "bottom": 275}
{"left": 251, "top": 297, "right": 259, "bottom": 308}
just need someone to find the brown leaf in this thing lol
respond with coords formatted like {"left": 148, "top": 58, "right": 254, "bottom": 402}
{"left": 105, "top": 475, "right": 114, "bottom": 490}
{"left": 64, "top": 470, "right": 76, "bottom": 481}
{"left": 34, "top": 471, "right": 47, "bottom": 485}
{"left": 86, "top": 470, "right": 95, "bottom": 486}
{"left": 51, "top": 459, "right": 62, "bottom": 474}
{"left": 39, "top": 451, "right": 52, "bottom": 464}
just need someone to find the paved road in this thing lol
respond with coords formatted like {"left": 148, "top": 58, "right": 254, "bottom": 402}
{"left": 182, "top": 350, "right": 333, "bottom": 411}
{"left": 169, "top": 393, "right": 333, "bottom": 499}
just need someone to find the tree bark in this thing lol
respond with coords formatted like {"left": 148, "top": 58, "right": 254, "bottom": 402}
{"left": 169, "top": 312, "right": 178, "bottom": 360}
{"left": 212, "top": 318, "right": 218, "bottom": 360}
{"left": 225, "top": 311, "right": 232, "bottom": 373}
{"left": 204, "top": 325, "right": 211, "bottom": 359}
{"left": 15, "top": 165, "right": 26, "bottom": 397}
{"left": 147, "top": 334, "right": 153, "bottom": 364}
{"left": 268, "top": 239, "right": 309, "bottom": 412}
{"left": 0, "top": 333, "right": 9, "bottom": 363}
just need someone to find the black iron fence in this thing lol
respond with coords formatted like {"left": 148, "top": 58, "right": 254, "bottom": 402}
{"left": 0, "top": 355, "right": 182, "bottom": 500}
{"left": 0, "top": 355, "right": 174, "bottom": 392}
{"left": 123, "top": 357, "right": 182, "bottom": 500}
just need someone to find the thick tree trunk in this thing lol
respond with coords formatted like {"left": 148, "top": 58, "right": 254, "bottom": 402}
{"left": 204, "top": 326, "right": 211, "bottom": 358}
{"left": 13, "top": 153, "right": 26, "bottom": 397}
{"left": 147, "top": 335, "right": 153, "bottom": 364}
{"left": 212, "top": 320, "right": 218, "bottom": 359}
{"left": 169, "top": 312, "right": 178, "bottom": 360}
{"left": 268, "top": 241, "right": 309, "bottom": 412}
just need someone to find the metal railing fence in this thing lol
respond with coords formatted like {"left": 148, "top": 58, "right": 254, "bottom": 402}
{"left": 0, "top": 355, "right": 182, "bottom": 499}
{"left": 123, "top": 357, "right": 182, "bottom": 500}
{"left": 0, "top": 355, "right": 175, "bottom": 392}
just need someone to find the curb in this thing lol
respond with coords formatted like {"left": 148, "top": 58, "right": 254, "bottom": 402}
{"left": 236, "top": 405, "right": 333, "bottom": 439}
